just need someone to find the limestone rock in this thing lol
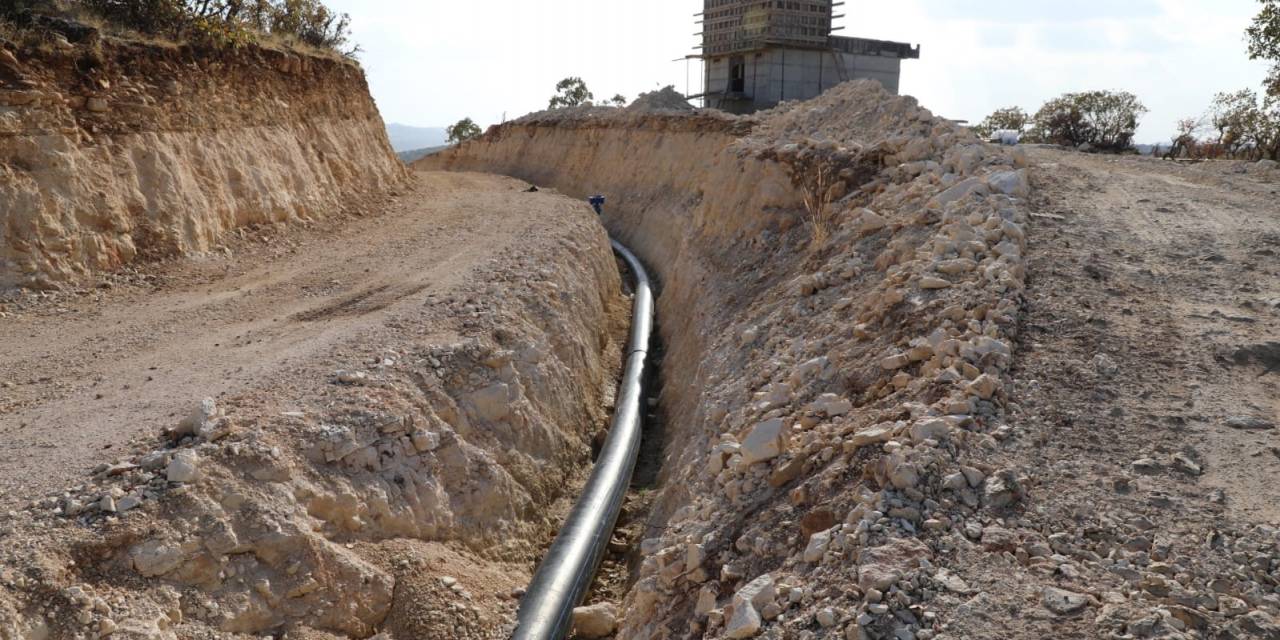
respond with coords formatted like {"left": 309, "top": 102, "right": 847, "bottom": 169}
{"left": 967, "top": 374, "right": 1000, "bottom": 400}
{"left": 571, "top": 602, "right": 618, "bottom": 639}
{"left": 725, "top": 602, "right": 762, "bottom": 639}
{"left": 810, "top": 393, "right": 852, "bottom": 417}
{"left": 857, "top": 209, "right": 888, "bottom": 235}
{"left": 983, "top": 470, "right": 1023, "bottom": 508}
{"left": 933, "top": 178, "right": 988, "bottom": 208}
{"left": 735, "top": 574, "right": 777, "bottom": 612}
{"left": 986, "top": 169, "right": 1030, "bottom": 198}
{"left": 468, "top": 382, "right": 512, "bottom": 422}
{"left": 803, "top": 527, "right": 835, "bottom": 563}
{"left": 741, "top": 418, "right": 787, "bottom": 465}
{"left": 919, "top": 276, "right": 952, "bottom": 290}
{"left": 165, "top": 450, "right": 201, "bottom": 484}
{"left": 857, "top": 537, "right": 931, "bottom": 591}
{"left": 174, "top": 397, "right": 217, "bottom": 439}
{"left": 695, "top": 587, "right": 719, "bottom": 616}
{"left": 1225, "top": 415, "right": 1274, "bottom": 430}
{"left": 909, "top": 418, "right": 950, "bottom": 443}
{"left": 1042, "top": 587, "right": 1089, "bottom": 615}
{"left": 131, "top": 540, "right": 184, "bottom": 578}
{"left": 816, "top": 607, "right": 838, "bottom": 627}
{"left": 850, "top": 423, "right": 898, "bottom": 448}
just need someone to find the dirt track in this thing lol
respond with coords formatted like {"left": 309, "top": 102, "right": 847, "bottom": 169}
{"left": 1023, "top": 148, "right": 1279, "bottom": 525}
{"left": 935, "top": 149, "right": 1280, "bottom": 639}
{"left": 0, "top": 171, "right": 588, "bottom": 509}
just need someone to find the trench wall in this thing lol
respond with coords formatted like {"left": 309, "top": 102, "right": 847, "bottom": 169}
{"left": 421, "top": 86, "right": 1036, "bottom": 639}
{"left": 0, "top": 37, "right": 405, "bottom": 289}
{"left": 419, "top": 115, "right": 804, "bottom": 506}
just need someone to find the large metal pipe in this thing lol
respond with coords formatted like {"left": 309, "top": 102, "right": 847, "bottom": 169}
{"left": 511, "top": 239, "right": 655, "bottom": 640}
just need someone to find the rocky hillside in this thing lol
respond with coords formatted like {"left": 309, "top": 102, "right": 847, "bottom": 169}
{"left": 0, "top": 30, "right": 405, "bottom": 289}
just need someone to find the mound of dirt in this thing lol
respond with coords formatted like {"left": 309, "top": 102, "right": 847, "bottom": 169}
{"left": 626, "top": 86, "right": 694, "bottom": 113}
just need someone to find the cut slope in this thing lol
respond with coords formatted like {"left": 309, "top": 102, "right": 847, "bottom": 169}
{"left": 0, "top": 36, "right": 405, "bottom": 289}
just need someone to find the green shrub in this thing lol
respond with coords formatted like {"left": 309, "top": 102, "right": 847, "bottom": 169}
{"left": 1028, "top": 91, "right": 1148, "bottom": 152}
{"left": 972, "top": 106, "right": 1029, "bottom": 140}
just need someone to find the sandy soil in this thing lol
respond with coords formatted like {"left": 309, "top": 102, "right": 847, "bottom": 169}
{"left": 0, "top": 171, "right": 585, "bottom": 510}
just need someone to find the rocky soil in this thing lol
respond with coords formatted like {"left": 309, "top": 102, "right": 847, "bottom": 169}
{"left": 428, "top": 82, "right": 1280, "bottom": 640}
{"left": 2, "top": 74, "right": 1278, "bottom": 640}
{"left": 932, "top": 148, "right": 1280, "bottom": 640}
{"left": 0, "top": 171, "right": 630, "bottom": 639}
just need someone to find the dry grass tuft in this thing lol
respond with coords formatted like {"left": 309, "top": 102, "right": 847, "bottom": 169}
{"left": 801, "top": 162, "right": 839, "bottom": 249}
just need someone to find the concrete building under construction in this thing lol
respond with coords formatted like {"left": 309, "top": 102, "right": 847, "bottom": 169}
{"left": 696, "top": 0, "right": 920, "bottom": 113}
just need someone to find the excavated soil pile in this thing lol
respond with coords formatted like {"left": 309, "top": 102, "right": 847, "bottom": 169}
{"left": 426, "top": 80, "right": 1280, "bottom": 640}
{"left": 627, "top": 87, "right": 694, "bottom": 113}
{"left": 0, "top": 31, "right": 405, "bottom": 289}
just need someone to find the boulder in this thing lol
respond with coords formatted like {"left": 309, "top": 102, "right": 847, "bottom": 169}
{"left": 986, "top": 169, "right": 1031, "bottom": 198}
{"left": 734, "top": 574, "right": 777, "bottom": 611}
{"left": 741, "top": 418, "right": 787, "bottom": 465}
{"left": 468, "top": 382, "right": 512, "bottom": 422}
{"left": 165, "top": 450, "right": 201, "bottom": 483}
{"left": 1042, "top": 587, "right": 1089, "bottom": 615}
{"left": 725, "top": 602, "right": 762, "bottom": 638}
{"left": 571, "top": 602, "right": 618, "bottom": 639}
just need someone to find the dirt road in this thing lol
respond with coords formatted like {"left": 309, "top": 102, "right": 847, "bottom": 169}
{"left": 939, "top": 149, "right": 1280, "bottom": 638}
{"left": 0, "top": 171, "right": 590, "bottom": 509}
{"left": 1023, "top": 149, "right": 1279, "bottom": 524}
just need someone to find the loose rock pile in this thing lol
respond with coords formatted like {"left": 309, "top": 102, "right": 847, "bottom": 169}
{"left": 627, "top": 87, "right": 695, "bottom": 113}
{"left": 610, "top": 81, "right": 1036, "bottom": 640}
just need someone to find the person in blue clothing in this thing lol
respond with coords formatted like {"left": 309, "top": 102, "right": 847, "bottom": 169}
{"left": 588, "top": 195, "right": 605, "bottom": 215}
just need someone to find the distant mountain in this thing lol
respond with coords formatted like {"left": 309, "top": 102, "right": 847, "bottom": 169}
{"left": 385, "top": 123, "right": 447, "bottom": 152}
{"left": 397, "top": 146, "right": 448, "bottom": 164}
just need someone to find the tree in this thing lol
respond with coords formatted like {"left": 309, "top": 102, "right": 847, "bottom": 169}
{"left": 549, "top": 77, "right": 593, "bottom": 109}
{"left": 446, "top": 117, "right": 482, "bottom": 145}
{"left": 972, "top": 106, "right": 1029, "bottom": 140}
{"left": 1247, "top": 0, "right": 1280, "bottom": 96}
{"left": 1208, "top": 89, "right": 1262, "bottom": 154}
{"left": 1028, "top": 91, "right": 1148, "bottom": 152}
{"left": 1170, "top": 90, "right": 1280, "bottom": 160}
{"left": 609, "top": 94, "right": 627, "bottom": 107}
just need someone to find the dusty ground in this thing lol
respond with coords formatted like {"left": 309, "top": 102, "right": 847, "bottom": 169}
{"left": 3, "top": 82, "right": 1279, "bottom": 640}
{"left": 0, "top": 171, "right": 577, "bottom": 509}
{"left": 935, "top": 148, "right": 1280, "bottom": 639}
{"left": 1023, "top": 148, "right": 1279, "bottom": 525}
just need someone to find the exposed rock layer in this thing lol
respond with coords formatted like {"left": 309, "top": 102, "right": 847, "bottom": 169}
{"left": 0, "top": 38, "right": 405, "bottom": 289}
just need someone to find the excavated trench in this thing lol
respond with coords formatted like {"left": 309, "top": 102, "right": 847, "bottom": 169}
{"left": 0, "top": 81, "right": 1040, "bottom": 640}
{"left": 419, "top": 81, "right": 1037, "bottom": 640}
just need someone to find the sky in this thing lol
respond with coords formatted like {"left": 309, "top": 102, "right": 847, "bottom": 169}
{"left": 325, "top": 0, "right": 1274, "bottom": 143}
